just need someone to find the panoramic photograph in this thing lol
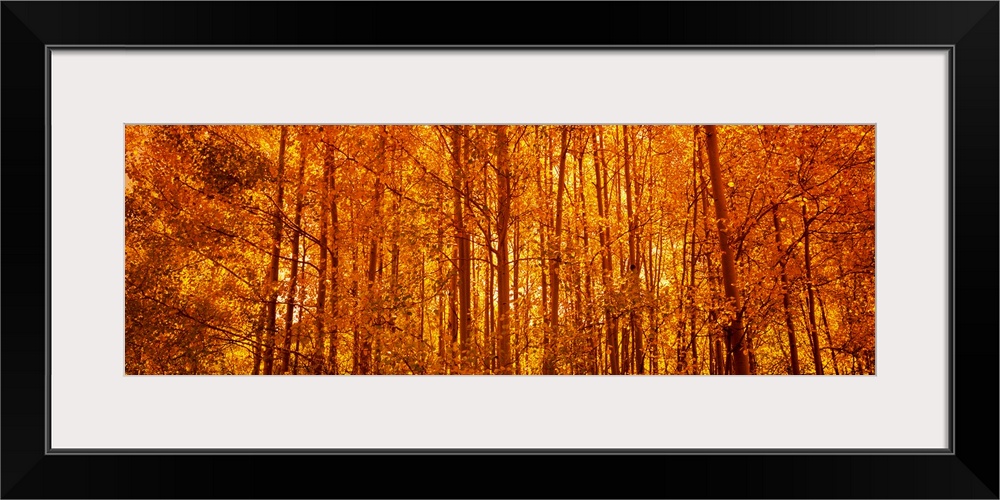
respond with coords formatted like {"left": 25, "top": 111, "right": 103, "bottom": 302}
{"left": 125, "top": 125, "right": 875, "bottom": 375}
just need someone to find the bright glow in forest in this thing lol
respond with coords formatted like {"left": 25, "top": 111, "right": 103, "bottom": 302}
{"left": 125, "top": 125, "right": 875, "bottom": 375}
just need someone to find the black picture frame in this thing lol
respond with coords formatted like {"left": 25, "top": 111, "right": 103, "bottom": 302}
{"left": 2, "top": 2, "right": 996, "bottom": 498}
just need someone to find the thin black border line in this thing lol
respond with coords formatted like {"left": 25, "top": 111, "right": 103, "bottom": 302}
{"left": 50, "top": 448, "right": 949, "bottom": 456}
{"left": 44, "top": 45, "right": 956, "bottom": 456}
{"left": 947, "top": 44, "right": 956, "bottom": 456}
{"left": 45, "top": 44, "right": 953, "bottom": 49}
{"left": 44, "top": 45, "right": 53, "bottom": 456}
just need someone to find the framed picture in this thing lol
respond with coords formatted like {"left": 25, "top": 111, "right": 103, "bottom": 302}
{"left": 3, "top": 2, "right": 996, "bottom": 498}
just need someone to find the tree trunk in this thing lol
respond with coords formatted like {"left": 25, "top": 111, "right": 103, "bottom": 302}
{"left": 622, "top": 125, "right": 643, "bottom": 374}
{"left": 545, "top": 127, "right": 569, "bottom": 375}
{"left": 569, "top": 156, "right": 584, "bottom": 374}
{"left": 714, "top": 340, "right": 725, "bottom": 376}
{"left": 647, "top": 228, "right": 663, "bottom": 374}
{"left": 350, "top": 248, "right": 360, "bottom": 375}
{"left": 703, "top": 125, "right": 750, "bottom": 375}
{"left": 614, "top": 155, "right": 630, "bottom": 374}
{"left": 313, "top": 142, "right": 330, "bottom": 375}
{"left": 279, "top": 140, "right": 307, "bottom": 374}
{"left": 438, "top": 191, "right": 453, "bottom": 373}
{"left": 262, "top": 125, "right": 288, "bottom": 375}
{"left": 538, "top": 128, "right": 549, "bottom": 374}
{"left": 772, "top": 204, "right": 801, "bottom": 375}
{"left": 696, "top": 129, "right": 722, "bottom": 374}
{"left": 363, "top": 240, "right": 379, "bottom": 375}
{"left": 252, "top": 303, "right": 266, "bottom": 375}
{"left": 444, "top": 257, "right": 458, "bottom": 373}
{"left": 513, "top": 218, "right": 522, "bottom": 375}
{"left": 575, "top": 142, "right": 598, "bottom": 374}
{"left": 708, "top": 331, "right": 715, "bottom": 375}
{"left": 818, "top": 292, "right": 839, "bottom": 375}
{"left": 451, "top": 126, "right": 472, "bottom": 370}
{"left": 483, "top": 223, "right": 494, "bottom": 373}
{"left": 482, "top": 151, "right": 495, "bottom": 373}
{"left": 802, "top": 203, "right": 824, "bottom": 375}
{"left": 361, "top": 131, "right": 386, "bottom": 375}
{"left": 292, "top": 252, "right": 306, "bottom": 374}
{"left": 539, "top": 223, "right": 547, "bottom": 372}
{"left": 689, "top": 128, "right": 700, "bottom": 373}
{"left": 327, "top": 150, "right": 341, "bottom": 375}
{"left": 593, "top": 128, "right": 619, "bottom": 375}
{"left": 677, "top": 220, "right": 690, "bottom": 373}
{"left": 495, "top": 125, "right": 513, "bottom": 374}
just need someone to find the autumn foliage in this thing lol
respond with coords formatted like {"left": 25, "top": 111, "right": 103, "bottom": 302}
{"left": 125, "top": 125, "right": 875, "bottom": 375}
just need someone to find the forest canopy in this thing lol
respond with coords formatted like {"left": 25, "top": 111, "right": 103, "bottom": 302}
{"left": 125, "top": 124, "right": 875, "bottom": 375}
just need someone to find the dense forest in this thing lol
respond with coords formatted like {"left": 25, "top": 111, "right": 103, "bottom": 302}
{"left": 125, "top": 124, "right": 875, "bottom": 375}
